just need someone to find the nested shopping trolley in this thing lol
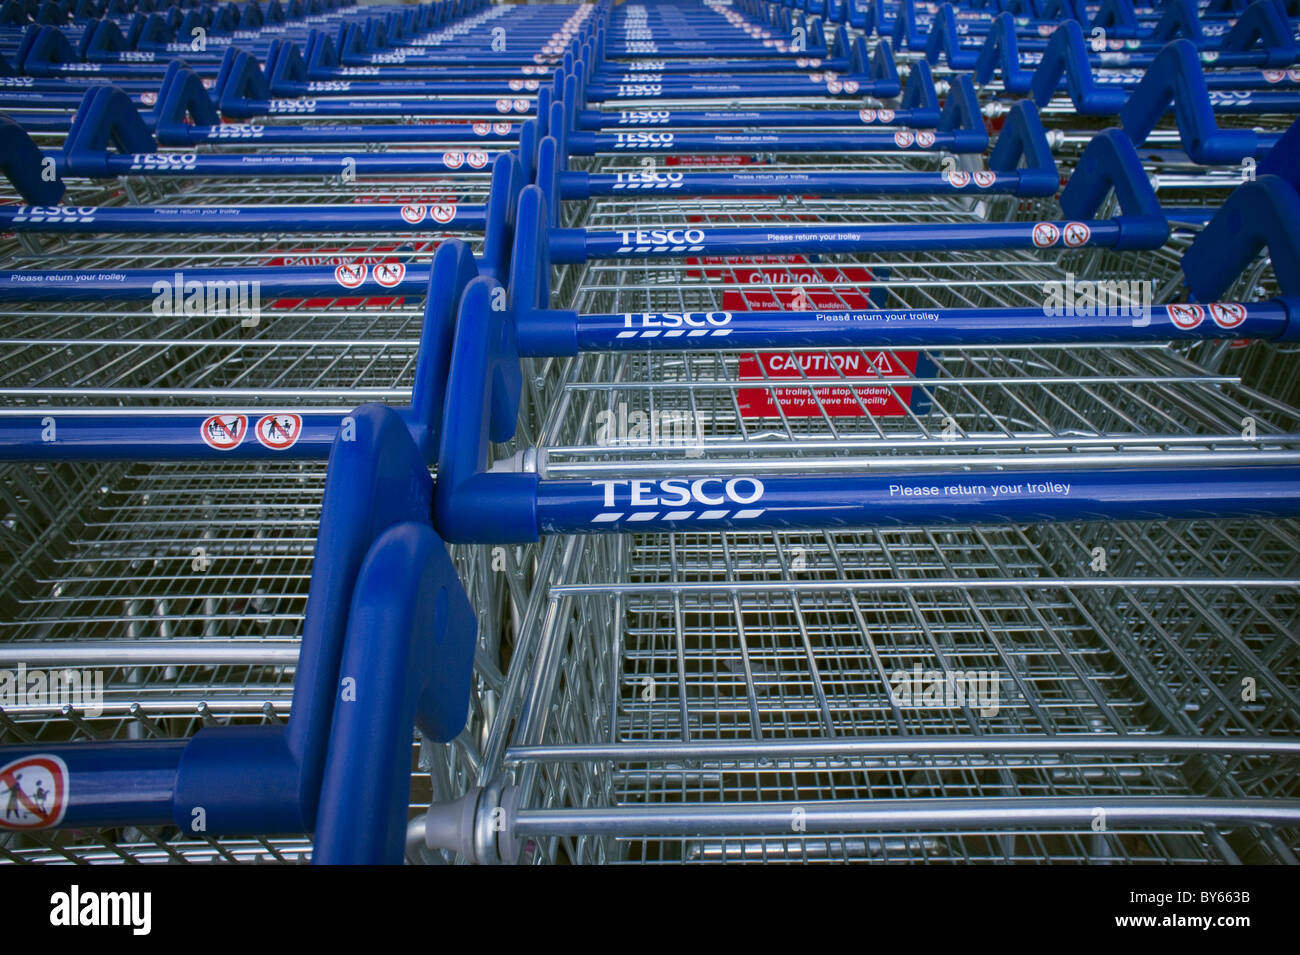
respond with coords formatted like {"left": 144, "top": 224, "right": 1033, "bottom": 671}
{"left": 0, "top": 0, "right": 588, "bottom": 865}
{"left": 395, "top": 14, "right": 1300, "bottom": 858}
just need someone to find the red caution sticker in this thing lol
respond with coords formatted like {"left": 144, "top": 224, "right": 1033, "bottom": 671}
{"left": 255, "top": 413, "right": 303, "bottom": 450}
{"left": 0, "top": 754, "right": 69, "bottom": 830}
{"left": 373, "top": 262, "right": 406, "bottom": 288}
{"left": 1062, "top": 221, "right": 1091, "bottom": 248}
{"left": 1208, "top": 302, "right": 1247, "bottom": 328}
{"left": 1167, "top": 303, "right": 1205, "bottom": 329}
{"left": 335, "top": 262, "right": 367, "bottom": 289}
{"left": 200, "top": 414, "right": 248, "bottom": 451}
{"left": 1031, "top": 222, "right": 1060, "bottom": 248}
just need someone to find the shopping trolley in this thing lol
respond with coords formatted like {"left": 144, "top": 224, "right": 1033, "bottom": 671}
{"left": 0, "top": 1, "right": 569, "bottom": 864}
{"left": 398, "top": 0, "right": 1300, "bottom": 863}
{"left": 402, "top": 179, "right": 1300, "bottom": 862}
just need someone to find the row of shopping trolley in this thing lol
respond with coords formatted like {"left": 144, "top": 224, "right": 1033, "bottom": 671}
{"left": 0, "top": 0, "right": 1297, "bottom": 865}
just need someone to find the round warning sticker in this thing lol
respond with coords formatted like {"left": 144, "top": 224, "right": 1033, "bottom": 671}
{"left": 916, "top": 130, "right": 936, "bottom": 148}
{"left": 373, "top": 262, "right": 406, "bottom": 288}
{"left": 1208, "top": 302, "right": 1247, "bottom": 328}
{"left": 400, "top": 204, "right": 427, "bottom": 224}
{"left": 466, "top": 150, "right": 489, "bottom": 169}
{"left": 141, "top": 91, "right": 157, "bottom": 106}
{"left": 513, "top": 99, "right": 528, "bottom": 113}
{"left": 1264, "top": 69, "right": 1287, "bottom": 83}
{"left": 1167, "top": 303, "right": 1205, "bottom": 329}
{"left": 0, "top": 754, "right": 69, "bottom": 830}
{"left": 843, "top": 80, "right": 860, "bottom": 94}
{"left": 894, "top": 130, "right": 915, "bottom": 148}
{"left": 509, "top": 79, "right": 524, "bottom": 91}
{"left": 1062, "top": 221, "right": 1091, "bottom": 248}
{"left": 1031, "top": 222, "right": 1060, "bottom": 247}
{"left": 945, "top": 170, "right": 971, "bottom": 188}
{"left": 496, "top": 98, "right": 512, "bottom": 113}
{"left": 255, "top": 413, "right": 303, "bottom": 451}
{"left": 443, "top": 151, "right": 465, "bottom": 169}
{"left": 200, "top": 414, "right": 248, "bottom": 451}
{"left": 431, "top": 204, "right": 457, "bottom": 224}
{"left": 494, "top": 122, "right": 512, "bottom": 135}
{"left": 827, "top": 80, "right": 843, "bottom": 93}
{"left": 973, "top": 170, "right": 997, "bottom": 188}
{"left": 859, "top": 109, "right": 877, "bottom": 123}
{"left": 335, "top": 262, "right": 368, "bottom": 289}
{"left": 473, "top": 121, "right": 491, "bottom": 136}
{"left": 878, "top": 109, "right": 895, "bottom": 122}
{"left": 797, "top": 57, "right": 809, "bottom": 67}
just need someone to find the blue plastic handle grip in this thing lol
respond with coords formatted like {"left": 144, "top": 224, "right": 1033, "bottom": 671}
{"left": 563, "top": 301, "right": 1293, "bottom": 352}
{"left": 535, "top": 466, "right": 1300, "bottom": 534}
{"left": 0, "top": 204, "right": 487, "bottom": 233}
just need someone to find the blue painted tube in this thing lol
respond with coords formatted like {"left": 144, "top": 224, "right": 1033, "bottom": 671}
{"left": 566, "top": 300, "right": 1293, "bottom": 352}
{"left": 591, "top": 57, "right": 853, "bottom": 75}
{"left": 169, "top": 123, "right": 518, "bottom": 147}
{"left": 1207, "top": 92, "right": 1300, "bottom": 114}
{"left": 604, "top": 44, "right": 829, "bottom": 58}
{"left": 221, "top": 98, "right": 536, "bottom": 120}
{"left": 0, "top": 264, "right": 431, "bottom": 302}
{"left": 273, "top": 79, "right": 542, "bottom": 96}
{"left": 0, "top": 741, "right": 185, "bottom": 829}
{"left": 0, "top": 413, "right": 346, "bottom": 461}
{"left": 0, "top": 81, "right": 162, "bottom": 97}
{"left": 585, "top": 78, "right": 887, "bottom": 100}
{"left": 561, "top": 220, "right": 1123, "bottom": 263}
{"left": 79, "top": 151, "right": 504, "bottom": 179}
{"left": 575, "top": 129, "right": 974, "bottom": 156}
{"left": 0, "top": 204, "right": 487, "bottom": 234}
{"left": 576, "top": 170, "right": 1028, "bottom": 199}
{"left": 535, "top": 466, "right": 1300, "bottom": 535}
{"left": 581, "top": 107, "right": 940, "bottom": 129}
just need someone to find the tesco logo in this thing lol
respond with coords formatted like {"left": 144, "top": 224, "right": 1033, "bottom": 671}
{"left": 593, "top": 477, "right": 765, "bottom": 508}
{"left": 616, "top": 227, "right": 706, "bottom": 246}
{"left": 621, "top": 311, "right": 732, "bottom": 329}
